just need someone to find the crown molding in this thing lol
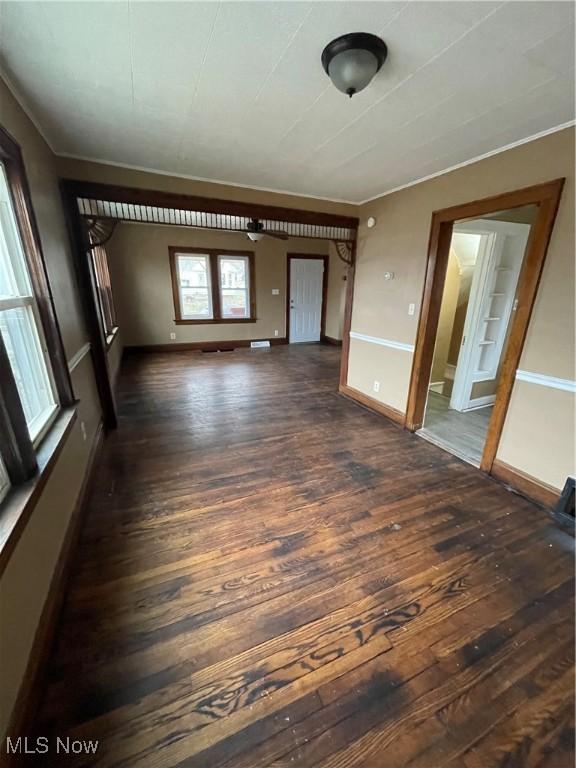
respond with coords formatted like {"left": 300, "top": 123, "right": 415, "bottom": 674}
{"left": 0, "top": 67, "right": 57, "bottom": 154}
{"left": 358, "top": 121, "right": 576, "bottom": 205}
{"left": 54, "top": 152, "right": 358, "bottom": 207}
{"left": 2, "top": 69, "right": 573, "bottom": 209}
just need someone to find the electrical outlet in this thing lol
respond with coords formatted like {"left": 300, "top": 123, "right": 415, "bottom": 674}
{"left": 170, "top": 332, "right": 176, "bottom": 340}
{"left": 80, "top": 421, "right": 87, "bottom": 442}
{"left": 408, "top": 303, "right": 415, "bottom": 316}
{"left": 272, "top": 288, "right": 280, "bottom": 295}
{"left": 274, "top": 330, "right": 279, "bottom": 337}
{"left": 373, "top": 381, "right": 380, "bottom": 393}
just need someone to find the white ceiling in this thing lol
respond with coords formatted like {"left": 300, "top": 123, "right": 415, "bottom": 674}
{"left": 0, "top": 1, "right": 574, "bottom": 204}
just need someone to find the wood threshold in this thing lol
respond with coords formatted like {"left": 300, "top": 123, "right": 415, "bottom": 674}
{"left": 491, "top": 459, "right": 561, "bottom": 509}
{"left": 4, "top": 422, "right": 105, "bottom": 756}
{"left": 0, "top": 407, "right": 77, "bottom": 577}
{"left": 339, "top": 383, "right": 406, "bottom": 426}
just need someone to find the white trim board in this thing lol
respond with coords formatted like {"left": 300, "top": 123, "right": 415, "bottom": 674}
{"left": 67, "top": 342, "right": 91, "bottom": 373}
{"left": 515, "top": 370, "right": 576, "bottom": 394}
{"left": 349, "top": 331, "right": 415, "bottom": 353}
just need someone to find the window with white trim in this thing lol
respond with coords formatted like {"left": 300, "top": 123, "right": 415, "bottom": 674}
{"left": 0, "top": 125, "right": 73, "bottom": 507}
{"left": 218, "top": 255, "right": 250, "bottom": 319}
{"left": 0, "top": 163, "right": 57, "bottom": 443}
{"left": 175, "top": 252, "right": 213, "bottom": 320}
{"left": 91, "top": 244, "right": 117, "bottom": 342}
{"left": 169, "top": 247, "right": 255, "bottom": 324}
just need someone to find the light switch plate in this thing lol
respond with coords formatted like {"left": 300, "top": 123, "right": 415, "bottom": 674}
{"left": 408, "top": 303, "right": 415, "bottom": 316}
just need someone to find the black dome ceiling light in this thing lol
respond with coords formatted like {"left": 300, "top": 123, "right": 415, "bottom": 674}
{"left": 321, "top": 33, "right": 388, "bottom": 98}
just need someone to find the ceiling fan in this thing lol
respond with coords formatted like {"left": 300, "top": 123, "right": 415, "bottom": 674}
{"left": 246, "top": 218, "right": 288, "bottom": 242}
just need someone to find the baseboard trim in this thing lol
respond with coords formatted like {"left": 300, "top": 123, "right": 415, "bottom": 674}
{"left": 4, "top": 421, "right": 105, "bottom": 756}
{"left": 126, "top": 337, "right": 288, "bottom": 353}
{"left": 321, "top": 335, "right": 343, "bottom": 347}
{"left": 339, "top": 383, "right": 406, "bottom": 426}
{"left": 491, "top": 459, "right": 561, "bottom": 509}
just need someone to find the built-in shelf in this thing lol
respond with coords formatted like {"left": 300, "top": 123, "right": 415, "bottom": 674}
{"left": 484, "top": 316, "right": 501, "bottom": 321}
{"left": 479, "top": 340, "right": 496, "bottom": 346}
{"left": 490, "top": 292, "right": 505, "bottom": 297}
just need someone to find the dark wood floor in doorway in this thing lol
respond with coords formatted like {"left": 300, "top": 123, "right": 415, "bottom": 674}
{"left": 36, "top": 345, "right": 574, "bottom": 767}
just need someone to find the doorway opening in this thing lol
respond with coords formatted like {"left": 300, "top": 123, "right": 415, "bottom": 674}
{"left": 287, "top": 253, "right": 329, "bottom": 344}
{"left": 417, "top": 204, "right": 541, "bottom": 465}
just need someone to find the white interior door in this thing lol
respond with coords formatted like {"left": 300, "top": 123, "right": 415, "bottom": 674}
{"left": 450, "top": 219, "right": 530, "bottom": 411}
{"left": 289, "top": 258, "right": 324, "bottom": 343}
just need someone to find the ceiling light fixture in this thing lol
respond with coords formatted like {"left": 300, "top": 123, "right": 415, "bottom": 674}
{"left": 322, "top": 33, "right": 388, "bottom": 98}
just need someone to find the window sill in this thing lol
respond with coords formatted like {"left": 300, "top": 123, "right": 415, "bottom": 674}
{"left": 0, "top": 406, "right": 77, "bottom": 576}
{"left": 174, "top": 318, "right": 257, "bottom": 325}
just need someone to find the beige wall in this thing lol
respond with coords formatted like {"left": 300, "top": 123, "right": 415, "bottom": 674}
{"left": 431, "top": 250, "right": 460, "bottom": 384}
{"left": 106, "top": 223, "right": 344, "bottom": 346}
{"left": 57, "top": 156, "right": 356, "bottom": 218}
{"left": 0, "top": 354, "right": 101, "bottom": 737}
{"left": 350, "top": 127, "right": 575, "bottom": 490}
{"left": 0, "top": 80, "right": 102, "bottom": 734}
{"left": 325, "top": 243, "right": 347, "bottom": 341}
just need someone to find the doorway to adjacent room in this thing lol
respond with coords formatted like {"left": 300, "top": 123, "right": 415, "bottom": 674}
{"left": 419, "top": 209, "right": 536, "bottom": 464}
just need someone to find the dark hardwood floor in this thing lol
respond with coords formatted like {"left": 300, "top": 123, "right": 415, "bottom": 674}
{"left": 35, "top": 344, "right": 574, "bottom": 767}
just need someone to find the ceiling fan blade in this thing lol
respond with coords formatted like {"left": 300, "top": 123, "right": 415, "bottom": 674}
{"left": 263, "top": 230, "right": 289, "bottom": 240}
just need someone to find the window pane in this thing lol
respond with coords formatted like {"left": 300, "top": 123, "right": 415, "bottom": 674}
{"left": 219, "top": 256, "right": 250, "bottom": 318}
{"left": 178, "top": 254, "right": 209, "bottom": 287}
{"left": 180, "top": 287, "right": 211, "bottom": 318}
{"left": 219, "top": 257, "right": 247, "bottom": 289}
{"left": 0, "top": 306, "right": 56, "bottom": 440}
{"left": 0, "top": 457, "right": 9, "bottom": 503}
{"left": 91, "top": 245, "right": 117, "bottom": 337}
{"left": 221, "top": 289, "right": 248, "bottom": 318}
{"left": 177, "top": 254, "right": 212, "bottom": 318}
{"left": 0, "top": 165, "right": 32, "bottom": 299}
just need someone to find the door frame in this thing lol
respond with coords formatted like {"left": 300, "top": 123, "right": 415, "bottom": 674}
{"left": 286, "top": 253, "right": 329, "bottom": 343}
{"left": 405, "top": 178, "right": 565, "bottom": 473}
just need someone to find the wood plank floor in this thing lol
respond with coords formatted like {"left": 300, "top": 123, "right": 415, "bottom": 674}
{"left": 35, "top": 344, "right": 574, "bottom": 767}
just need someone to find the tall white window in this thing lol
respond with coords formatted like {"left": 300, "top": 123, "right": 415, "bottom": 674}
{"left": 218, "top": 255, "right": 250, "bottom": 319}
{"left": 176, "top": 252, "right": 213, "bottom": 320}
{"left": 0, "top": 163, "right": 57, "bottom": 443}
